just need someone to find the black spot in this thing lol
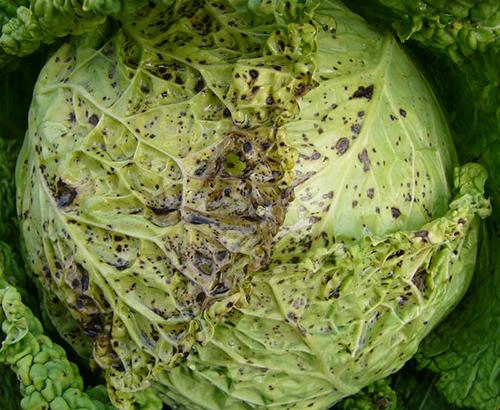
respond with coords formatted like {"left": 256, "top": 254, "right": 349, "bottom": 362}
{"left": 414, "top": 230, "right": 429, "bottom": 241}
{"left": 412, "top": 269, "right": 427, "bottom": 292}
{"left": 243, "top": 142, "right": 253, "bottom": 153}
{"left": 196, "top": 292, "right": 206, "bottom": 304}
{"left": 310, "top": 151, "right": 321, "bottom": 160}
{"left": 387, "top": 249, "right": 405, "bottom": 260}
{"left": 351, "top": 84, "right": 374, "bottom": 100}
{"left": 193, "top": 251, "right": 214, "bottom": 275}
{"left": 211, "top": 283, "right": 230, "bottom": 295}
{"left": 76, "top": 263, "right": 90, "bottom": 293}
{"left": 149, "top": 205, "right": 177, "bottom": 215}
{"left": 328, "top": 287, "right": 340, "bottom": 299}
{"left": 83, "top": 315, "right": 104, "bottom": 338}
{"left": 188, "top": 214, "right": 214, "bottom": 225}
{"left": 249, "top": 69, "right": 259, "bottom": 79}
{"left": 54, "top": 179, "right": 77, "bottom": 208}
{"left": 194, "top": 79, "right": 205, "bottom": 93}
{"left": 194, "top": 163, "right": 207, "bottom": 176}
{"left": 399, "top": 108, "right": 407, "bottom": 117}
{"left": 88, "top": 114, "right": 99, "bottom": 126}
{"left": 351, "top": 123, "right": 362, "bottom": 134}
{"left": 113, "top": 259, "right": 130, "bottom": 271}
{"left": 391, "top": 207, "right": 401, "bottom": 218}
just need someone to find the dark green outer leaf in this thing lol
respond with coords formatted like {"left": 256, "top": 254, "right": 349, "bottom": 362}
{"left": 0, "top": 364, "right": 23, "bottom": 410}
{"left": 391, "top": 361, "right": 464, "bottom": 410}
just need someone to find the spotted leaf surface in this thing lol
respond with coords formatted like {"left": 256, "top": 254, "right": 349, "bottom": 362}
{"left": 157, "top": 164, "right": 490, "bottom": 409}
{"left": 16, "top": 0, "right": 317, "bottom": 406}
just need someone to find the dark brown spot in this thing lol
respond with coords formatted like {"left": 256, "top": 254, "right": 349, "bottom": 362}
{"left": 358, "top": 148, "right": 371, "bottom": 172}
{"left": 194, "top": 79, "right": 205, "bottom": 93}
{"left": 335, "top": 138, "right": 349, "bottom": 155}
{"left": 88, "top": 114, "right": 99, "bottom": 126}
{"left": 249, "top": 69, "right": 259, "bottom": 79}
{"left": 54, "top": 179, "right": 77, "bottom": 208}
{"left": 351, "top": 84, "right": 374, "bottom": 100}
{"left": 391, "top": 207, "right": 401, "bottom": 218}
{"left": 412, "top": 269, "right": 427, "bottom": 292}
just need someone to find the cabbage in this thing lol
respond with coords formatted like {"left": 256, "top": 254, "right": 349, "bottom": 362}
{"left": 9, "top": 0, "right": 493, "bottom": 409}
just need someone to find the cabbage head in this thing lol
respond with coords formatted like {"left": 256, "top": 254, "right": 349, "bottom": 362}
{"left": 16, "top": 0, "right": 491, "bottom": 409}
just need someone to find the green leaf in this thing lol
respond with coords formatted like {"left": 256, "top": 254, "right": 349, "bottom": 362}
{"left": 0, "top": 364, "right": 23, "bottom": 410}
{"left": 0, "top": 244, "right": 117, "bottom": 410}
{"left": 391, "top": 361, "right": 463, "bottom": 410}
{"left": 416, "top": 224, "right": 500, "bottom": 410}
{"left": 0, "top": 0, "right": 182, "bottom": 67}
{"left": 335, "top": 379, "right": 398, "bottom": 410}
{"left": 0, "top": 138, "right": 21, "bottom": 238}
{"left": 156, "top": 163, "right": 490, "bottom": 409}
{"left": 15, "top": 1, "right": 317, "bottom": 407}
{"left": 341, "top": 2, "right": 499, "bottom": 408}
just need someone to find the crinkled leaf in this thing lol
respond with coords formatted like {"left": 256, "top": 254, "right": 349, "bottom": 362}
{"left": 0, "top": 0, "right": 181, "bottom": 67}
{"left": 0, "top": 244, "right": 118, "bottom": 410}
{"left": 335, "top": 379, "right": 397, "bottom": 410}
{"left": 16, "top": 1, "right": 317, "bottom": 407}
{"left": 156, "top": 164, "right": 490, "bottom": 410}
{"left": 343, "top": 0, "right": 500, "bottom": 63}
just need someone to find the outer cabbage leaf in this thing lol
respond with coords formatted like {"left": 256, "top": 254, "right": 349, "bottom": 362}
{"left": 0, "top": 244, "right": 118, "bottom": 410}
{"left": 0, "top": 0, "right": 179, "bottom": 67}
{"left": 0, "top": 138, "right": 21, "bottom": 240}
{"left": 391, "top": 361, "right": 462, "bottom": 410}
{"left": 0, "top": 137, "right": 40, "bottom": 312}
{"left": 342, "top": 0, "right": 499, "bottom": 63}
{"left": 335, "top": 379, "right": 397, "bottom": 410}
{"left": 156, "top": 163, "right": 490, "bottom": 409}
{"left": 0, "top": 363, "right": 23, "bottom": 410}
